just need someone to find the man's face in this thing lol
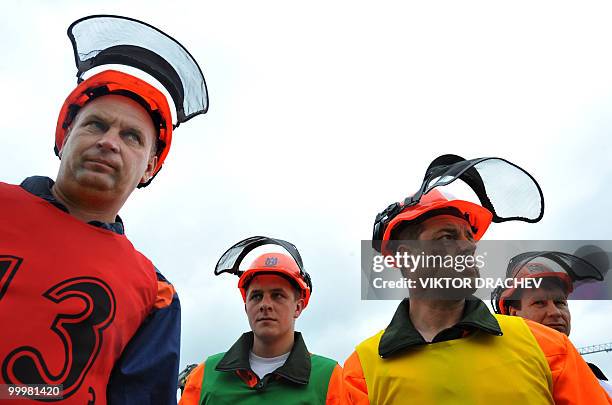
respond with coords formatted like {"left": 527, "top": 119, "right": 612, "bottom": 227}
{"left": 245, "top": 275, "right": 304, "bottom": 343}
{"left": 398, "top": 215, "right": 478, "bottom": 299}
{"left": 417, "top": 215, "right": 476, "bottom": 244}
{"left": 57, "top": 94, "right": 158, "bottom": 198}
{"left": 509, "top": 283, "right": 571, "bottom": 335}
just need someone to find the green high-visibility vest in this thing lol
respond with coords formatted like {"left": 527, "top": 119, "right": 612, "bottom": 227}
{"left": 199, "top": 353, "right": 336, "bottom": 405}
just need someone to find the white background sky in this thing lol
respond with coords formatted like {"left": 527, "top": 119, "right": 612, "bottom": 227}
{"left": 1, "top": 1, "right": 611, "bottom": 377}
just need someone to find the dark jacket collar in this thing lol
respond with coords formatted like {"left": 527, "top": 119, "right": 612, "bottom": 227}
{"left": 379, "top": 298, "right": 502, "bottom": 358}
{"left": 20, "top": 176, "right": 125, "bottom": 235}
{"left": 216, "top": 331, "right": 311, "bottom": 385}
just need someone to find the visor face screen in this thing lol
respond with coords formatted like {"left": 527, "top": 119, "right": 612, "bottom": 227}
{"left": 508, "top": 251, "right": 605, "bottom": 282}
{"left": 69, "top": 15, "right": 208, "bottom": 122}
{"left": 421, "top": 157, "right": 543, "bottom": 222}
{"left": 215, "top": 237, "right": 304, "bottom": 276}
{"left": 425, "top": 175, "right": 456, "bottom": 192}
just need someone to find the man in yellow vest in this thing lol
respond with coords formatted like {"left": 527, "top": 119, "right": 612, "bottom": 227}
{"left": 344, "top": 155, "right": 612, "bottom": 404}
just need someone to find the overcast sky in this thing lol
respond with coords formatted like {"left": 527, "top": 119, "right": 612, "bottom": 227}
{"left": 1, "top": 1, "right": 611, "bottom": 376}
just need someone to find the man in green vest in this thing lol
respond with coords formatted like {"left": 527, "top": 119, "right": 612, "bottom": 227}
{"left": 180, "top": 236, "right": 343, "bottom": 404}
{"left": 344, "top": 155, "right": 611, "bottom": 404}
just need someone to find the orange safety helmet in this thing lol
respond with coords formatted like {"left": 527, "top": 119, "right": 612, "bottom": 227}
{"left": 495, "top": 262, "right": 573, "bottom": 315}
{"left": 380, "top": 189, "right": 493, "bottom": 253}
{"left": 55, "top": 70, "right": 173, "bottom": 186}
{"left": 238, "top": 252, "right": 312, "bottom": 308}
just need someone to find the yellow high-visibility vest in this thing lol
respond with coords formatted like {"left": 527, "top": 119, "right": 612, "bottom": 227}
{"left": 356, "top": 314, "right": 553, "bottom": 405}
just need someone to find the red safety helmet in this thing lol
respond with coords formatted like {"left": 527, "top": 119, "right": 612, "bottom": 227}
{"left": 496, "top": 262, "right": 573, "bottom": 315}
{"left": 55, "top": 70, "right": 173, "bottom": 186}
{"left": 379, "top": 189, "right": 493, "bottom": 255}
{"left": 238, "top": 252, "right": 312, "bottom": 308}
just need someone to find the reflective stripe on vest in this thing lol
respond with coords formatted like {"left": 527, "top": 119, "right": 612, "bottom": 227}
{"left": 356, "top": 314, "right": 554, "bottom": 405}
{"left": 199, "top": 352, "right": 336, "bottom": 405}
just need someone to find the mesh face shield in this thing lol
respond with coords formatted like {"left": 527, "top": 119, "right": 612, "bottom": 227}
{"left": 420, "top": 155, "right": 544, "bottom": 223}
{"left": 507, "top": 251, "right": 605, "bottom": 282}
{"left": 68, "top": 14, "right": 208, "bottom": 126}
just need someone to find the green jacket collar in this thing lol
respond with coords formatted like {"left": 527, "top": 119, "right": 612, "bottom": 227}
{"left": 216, "top": 331, "right": 311, "bottom": 385}
{"left": 379, "top": 298, "right": 502, "bottom": 358}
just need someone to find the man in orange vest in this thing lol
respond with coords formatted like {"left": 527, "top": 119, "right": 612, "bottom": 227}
{"left": 180, "top": 236, "right": 343, "bottom": 404}
{"left": 344, "top": 155, "right": 611, "bottom": 404}
{"left": 492, "top": 252, "right": 612, "bottom": 396}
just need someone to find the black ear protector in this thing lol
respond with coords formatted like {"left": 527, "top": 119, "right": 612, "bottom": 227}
{"left": 372, "top": 195, "right": 419, "bottom": 252}
{"left": 490, "top": 285, "right": 506, "bottom": 315}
